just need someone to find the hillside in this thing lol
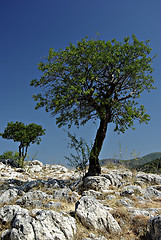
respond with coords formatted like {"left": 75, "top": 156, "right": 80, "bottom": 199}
{"left": 136, "top": 157, "right": 161, "bottom": 174}
{"left": 101, "top": 152, "right": 161, "bottom": 169}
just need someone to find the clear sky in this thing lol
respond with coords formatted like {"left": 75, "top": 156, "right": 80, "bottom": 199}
{"left": 0, "top": 0, "right": 161, "bottom": 165}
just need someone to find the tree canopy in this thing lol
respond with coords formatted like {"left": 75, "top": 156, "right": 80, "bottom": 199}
{"left": 31, "top": 35, "right": 156, "bottom": 176}
{"left": 0, "top": 121, "right": 45, "bottom": 167}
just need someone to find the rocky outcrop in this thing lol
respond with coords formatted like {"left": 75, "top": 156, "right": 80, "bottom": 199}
{"left": 135, "top": 172, "right": 161, "bottom": 185}
{"left": 0, "top": 205, "right": 77, "bottom": 240}
{"left": 0, "top": 160, "right": 161, "bottom": 239}
{"left": 75, "top": 196, "right": 121, "bottom": 233}
{"left": 0, "top": 188, "right": 19, "bottom": 204}
{"left": 83, "top": 176, "right": 111, "bottom": 192}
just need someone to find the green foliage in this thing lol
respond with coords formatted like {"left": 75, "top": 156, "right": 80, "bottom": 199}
{"left": 65, "top": 132, "right": 91, "bottom": 176}
{"left": 0, "top": 151, "right": 19, "bottom": 167}
{"left": 0, "top": 121, "right": 45, "bottom": 167}
{"left": 136, "top": 157, "right": 161, "bottom": 174}
{"left": 31, "top": 35, "right": 155, "bottom": 132}
{"left": 0, "top": 151, "right": 19, "bottom": 161}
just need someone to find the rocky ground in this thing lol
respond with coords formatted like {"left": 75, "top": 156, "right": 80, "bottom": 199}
{"left": 0, "top": 160, "right": 161, "bottom": 240}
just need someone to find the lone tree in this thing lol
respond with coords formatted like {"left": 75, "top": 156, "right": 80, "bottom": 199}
{"left": 31, "top": 35, "right": 156, "bottom": 176}
{"left": 0, "top": 121, "right": 45, "bottom": 167}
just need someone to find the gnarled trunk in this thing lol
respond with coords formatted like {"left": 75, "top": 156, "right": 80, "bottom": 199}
{"left": 85, "top": 112, "right": 110, "bottom": 177}
{"left": 18, "top": 143, "right": 28, "bottom": 168}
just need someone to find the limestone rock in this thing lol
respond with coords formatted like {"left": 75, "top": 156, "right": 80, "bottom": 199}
{"left": 75, "top": 196, "right": 121, "bottom": 233}
{"left": 0, "top": 188, "right": 18, "bottom": 204}
{"left": 121, "top": 185, "right": 143, "bottom": 194}
{"left": 136, "top": 172, "right": 161, "bottom": 185}
{"left": 20, "top": 179, "right": 44, "bottom": 192}
{"left": 28, "top": 160, "right": 44, "bottom": 167}
{"left": 82, "top": 190, "right": 103, "bottom": 199}
{"left": 31, "top": 209, "right": 77, "bottom": 240}
{"left": 120, "top": 189, "right": 134, "bottom": 197}
{"left": 0, "top": 205, "right": 76, "bottom": 240}
{"left": 116, "top": 198, "right": 134, "bottom": 207}
{"left": 16, "top": 190, "right": 53, "bottom": 207}
{"left": 83, "top": 176, "right": 111, "bottom": 192}
{"left": 53, "top": 188, "right": 79, "bottom": 202}
{"left": 128, "top": 207, "right": 160, "bottom": 217}
{"left": 43, "top": 201, "right": 62, "bottom": 209}
{"left": 144, "top": 186, "right": 161, "bottom": 198}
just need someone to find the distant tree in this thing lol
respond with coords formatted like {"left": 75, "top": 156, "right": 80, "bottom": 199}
{"left": 0, "top": 121, "right": 45, "bottom": 167}
{"left": 0, "top": 151, "right": 19, "bottom": 161}
{"left": 31, "top": 35, "right": 156, "bottom": 176}
{"left": 0, "top": 151, "right": 19, "bottom": 167}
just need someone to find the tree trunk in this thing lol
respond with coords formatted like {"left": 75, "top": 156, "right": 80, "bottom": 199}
{"left": 18, "top": 143, "right": 27, "bottom": 168}
{"left": 18, "top": 145, "right": 22, "bottom": 167}
{"left": 85, "top": 113, "right": 110, "bottom": 177}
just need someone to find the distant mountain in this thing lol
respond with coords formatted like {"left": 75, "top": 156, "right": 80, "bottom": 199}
{"left": 136, "top": 158, "right": 161, "bottom": 174}
{"left": 100, "top": 152, "right": 161, "bottom": 169}
{"left": 121, "top": 152, "right": 161, "bottom": 168}
{"left": 100, "top": 158, "right": 120, "bottom": 166}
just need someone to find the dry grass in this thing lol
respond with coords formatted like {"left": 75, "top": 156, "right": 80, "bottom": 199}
{"left": 111, "top": 207, "right": 150, "bottom": 240}
{"left": 134, "top": 197, "right": 161, "bottom": 209}
{"left": 74, "top": 216, "right": 123, "bottom": 240}
{"left": 132, "top": 215, "right": 150, "bottom": 236}
{"left": 0, "top": 221, "right": 11, "bottom": 237}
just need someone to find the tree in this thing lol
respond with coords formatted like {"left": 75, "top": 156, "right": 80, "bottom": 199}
{"left": 0, "top": 151, "right": 19, "bottom": 167}
{"left": 65, "top": 132, "right": 91, "bottom": 176}
{"left": 0, "top": 121, "right": 45, "bottom": 167}
{"left": 0, "top": 151, "right": 19, "bottom": 161}
{"left": 30, "top": 35, "right": 156, "bottom": 176}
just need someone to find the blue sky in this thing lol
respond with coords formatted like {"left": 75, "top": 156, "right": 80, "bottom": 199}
{"left": 0, "top": 0, "right": 161, "bottom": 165}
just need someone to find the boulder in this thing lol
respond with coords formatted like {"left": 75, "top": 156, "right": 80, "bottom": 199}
{"left": 53, "top": 188, "right": 79, "bottom": 202}
{"left": 20, "top": 180, "right": 44, "bottom": 192}
{"left": 121, "top": 185, "right": 143, "bottom": 194}
{"left": 0, "top": 205, "right": 28, "bottom": 223}
{"left": 120, "top": 189, "right": 134, "bottom": 197}
{"left": 83, "top": 176, "right": 111, "bottom": 192}
{"left": 136, "top": 172, "right": 161, "bottom": 185}
{"left": 116, "top": 198, "right": 134, "bottom": 207}
{"left": 16, "top": 190, "right": 53, "bottom": 207}
{"left": 20, "top": 178, "right": 64, "bottom": 192}
{"left": 43, "top": 201, "right": 62, "bottom": 209}
{"left": 103, "top": 173, "right": 122, "bottom": 187}
{"left": 75, "top": 196, "right": 121, "bottom": 233}
{"left": 0, "top": 158, "right": 19, "bottom": 167}
{"left": 143, "top": 186, "right": 161, "bottom": 199}
{"left": 28, "top": 160, "right": 44, "bottom": 167}
{"left": 0, "top": 189, "right": 18, "bottom": 204}
{"left": 47, "top": 178, "right": 65, "bottom": 188}
{"left": 82, "top": 190, "right": 103, "bottom": 199}
{"left": 31, "top": 209, "right": 77, "bottom": 240}
{"left": 128, "top": 207, "right": 160, "bottom": 217}
{"left": 0, "top": 205, "right": 77, "bottom": 240}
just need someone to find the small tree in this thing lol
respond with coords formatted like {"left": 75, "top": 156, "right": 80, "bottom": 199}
{"left": 31, "top": 35, "right": 156, "bottom": 176}
{"left": 0, "top": 121, "right": 45, "bottom": 167}
{"left": 65, "top": 132, "right": 91, "bottom": 176}
{"left": 0, "top": 151, "right": 19, "bottom": 161}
